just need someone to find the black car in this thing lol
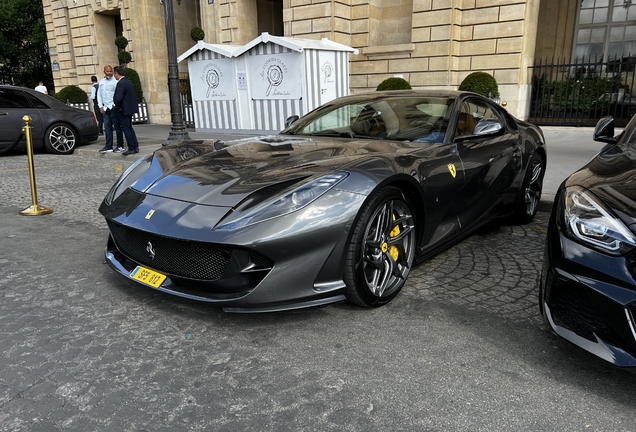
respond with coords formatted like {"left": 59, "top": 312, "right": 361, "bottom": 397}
{"left": 99, "top": 90, "right": 546, "bottom": 312}
{"left": 0, "top": 85, "right": 99, "bottom": 154}
{"left": 540, "top": 115, "right": 636, "bottom": 366}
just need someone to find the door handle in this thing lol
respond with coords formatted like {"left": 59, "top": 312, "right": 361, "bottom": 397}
{"left": 0, "top": 112, "right": 8, "bottom": 116}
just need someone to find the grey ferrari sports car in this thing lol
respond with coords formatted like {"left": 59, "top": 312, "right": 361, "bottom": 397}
{"left": 99, "top": 90, "right": 546, "bottom": 312}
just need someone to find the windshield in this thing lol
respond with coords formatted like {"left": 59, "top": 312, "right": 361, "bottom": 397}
{"left": 281, "top": 95, "right": 454, "bottom": 143}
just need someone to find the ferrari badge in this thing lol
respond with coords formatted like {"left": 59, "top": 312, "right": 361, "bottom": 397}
{"left": 145, "top": 209, "right": 155, "bottom": 219}
{"left": 447, "top": 163, "right": 457, "bottom": 178}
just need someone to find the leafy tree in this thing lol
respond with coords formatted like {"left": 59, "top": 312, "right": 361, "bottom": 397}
{"left": 0, "top": 0, "right": 52, "bottom": 90}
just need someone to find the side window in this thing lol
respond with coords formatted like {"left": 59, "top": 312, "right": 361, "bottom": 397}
{"left": 456, "top": 100, "right": 501, "bottom": 137}
{"left": 25, "top": 92, "right": 50, "bottom": 109}
{"left": 299, "top": 104, "right": 363, "bottom": 134}
{"left": 0, "top": 89, "right": 31, "bottom": 108}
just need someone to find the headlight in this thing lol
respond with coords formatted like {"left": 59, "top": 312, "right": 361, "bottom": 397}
{"left": 104, "top": 156, "right": 150, "bottom": 205}
{"left": 562, "top": 186, "right": 636, "bottom": 255}
{"left": 216, "top": 172, "right": 349, "bottom": 230}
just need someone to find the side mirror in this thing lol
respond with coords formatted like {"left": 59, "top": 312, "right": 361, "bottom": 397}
{"left": 455, "top": 119, "right": 503, "bottom": 141}
{"left": 593, "top": 116, "right": 618, "bottom": 144}
{"left": 285, "top": 115, "right": 300, "bottom": 128}
{"left": 472, "top": 120, "right": 503, "bottom": 136}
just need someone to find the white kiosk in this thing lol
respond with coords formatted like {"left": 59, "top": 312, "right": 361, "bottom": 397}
{"left": 177, "top": 41, "right": 242, "bottom": 131}
{"left": 178, "top": 33, "right": 358, "bottom": 133}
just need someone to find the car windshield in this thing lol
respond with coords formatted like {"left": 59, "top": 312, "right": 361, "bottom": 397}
{"left": 619, "top": 112, "right": 636, "bottom": 149}
{"left": 281, "top": 95, "right": 454, "bottom": 143}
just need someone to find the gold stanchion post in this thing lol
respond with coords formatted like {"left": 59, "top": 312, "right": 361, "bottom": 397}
{"left": 19, "top": 115, "right": 53, "bottom": 216}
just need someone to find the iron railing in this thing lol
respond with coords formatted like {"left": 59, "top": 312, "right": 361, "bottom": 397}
{"left": 529, "top": 55, "right": 636, "bottom": 127}
{"left": 179, "top": 75, "right": 194, "bottom": 127}
{"left": 67, "top": 76, "right": 192, "bottom": 127}
{"left": 67, "top": 100, "right": 149, "bottom": 124}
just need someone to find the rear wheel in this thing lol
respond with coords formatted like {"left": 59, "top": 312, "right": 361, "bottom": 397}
{"left": 344, "top": 187, "right": 416, "bottom": 307}
{"left": 44, "top": 123, "right": 77, "bottom": 154}
{"left": 511, "top": 152, "right": 544, "bottom": 225}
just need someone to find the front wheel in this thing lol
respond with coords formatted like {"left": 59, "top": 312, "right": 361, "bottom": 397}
{"left": 510, "top": 152, "right": 544, "bottom": 225}
{"left": 44, "top": 123, "right": 77, "bottom": 154}
{"left": 344, "top": 187, "right": 416, "bottom": 307}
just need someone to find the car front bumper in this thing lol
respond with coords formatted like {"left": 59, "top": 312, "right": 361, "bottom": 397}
{"left": 541, "top": 206, "right": 636, "bottom": 366}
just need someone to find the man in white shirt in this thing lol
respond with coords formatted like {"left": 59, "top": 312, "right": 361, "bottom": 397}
{"left": 34, "top": 81, "right": 48, "bottom": 94}
{"left": 97, "top": 65, "right": 123, "bottom": 153}
{"left": 89, "top": 75, "right": 103, "bottom": 135}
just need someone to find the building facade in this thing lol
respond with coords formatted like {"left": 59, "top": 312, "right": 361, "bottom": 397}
{"left": 41, "top": 0, "right": 636, "bottom": 124}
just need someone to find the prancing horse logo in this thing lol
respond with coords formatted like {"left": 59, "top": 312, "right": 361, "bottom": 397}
{"left": 146, "top": 241, "right": 156, "bottom": 260}
{"left": 447, "top": 163, "right": 457, "bottom": 179}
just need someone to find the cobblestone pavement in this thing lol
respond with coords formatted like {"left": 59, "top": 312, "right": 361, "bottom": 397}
{"left": 0, "top": 154, "right": 127, "bottom": 231}
{"left": 1, "top": 153, "right": 634, "bottom": 432}
{"left": 406, "top": 216, "right": 546, "bottom": 325}
{"left": 0, "top": 153, "right": 546, "bottom": 324}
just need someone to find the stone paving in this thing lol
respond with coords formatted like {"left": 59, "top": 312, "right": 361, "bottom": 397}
{"left": 4, "top": 153, "right": 632, "bottom": 432}
{"left": 0, "top": 154, "right": 128, "bottom": 231}
{"left": 0, "top": 153, "right": 546, "bottom": 325}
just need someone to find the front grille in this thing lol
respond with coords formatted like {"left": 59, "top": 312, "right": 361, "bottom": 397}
{"left": 551, "top": 278, "right": 612, "bottom": 342}
{"left": 107, "top": 221, "right": 230, "bottom": 280}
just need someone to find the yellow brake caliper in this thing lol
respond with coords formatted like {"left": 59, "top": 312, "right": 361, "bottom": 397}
{"left": 388, "top": 214, "right": 400, "bottom": 261}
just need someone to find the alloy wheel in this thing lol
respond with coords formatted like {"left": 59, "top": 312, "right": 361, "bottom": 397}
{"left": 48, "top": 125, "right": 76, "bottom": 153}
{"left": 361, "top": 199, "right": 415, "bottom": 298}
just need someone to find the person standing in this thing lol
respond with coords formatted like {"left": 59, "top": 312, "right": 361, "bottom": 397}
{"left": 112, "top": 66, "right": 139, "bottom": 155}
{"left": 97, "top": 65, "right": 124, "bottom": 153}
{"left": 34, "top": 81, "right": 48, "bottom": 94}
{"left": 89, "top": 75, "right": 104, "bottom": 135}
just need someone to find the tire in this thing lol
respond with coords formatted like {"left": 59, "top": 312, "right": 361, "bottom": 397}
{"left": 43, "top": 123, "right": 77, "bottom": 154}
{"left": 510, "top": 152, "right": 544, "bottom": 225}
{"left": 344, "top": 187, "right": 416, "bottom": 307}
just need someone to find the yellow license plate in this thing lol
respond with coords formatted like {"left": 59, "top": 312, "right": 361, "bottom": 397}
{"left": 130, "top": 266, "right": 166, "bottom": 288}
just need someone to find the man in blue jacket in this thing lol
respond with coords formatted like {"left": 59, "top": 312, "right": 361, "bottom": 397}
{"left": 113, "top": 66, "right": 140, "bottom": 155}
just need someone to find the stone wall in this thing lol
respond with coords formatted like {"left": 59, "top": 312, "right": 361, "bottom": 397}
{"left": 534, "top": 0, "right": 577, "bottom": 63}
{"left": 282, "top": 0, "right": 542, "bottom": 118}
{"left": 42, "top": 0, "right": 199, "bottom": 124}
{"left": 42, "top": 0, "right": 565, "bottom": 122}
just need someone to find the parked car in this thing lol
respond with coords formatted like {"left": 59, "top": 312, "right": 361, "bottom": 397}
{"left": 99, "top": 90, "right": 546, "bottom": 312}
{"left": 0, "top": 85, "right": 99, "bottom": 155}
{"left": 540, "top": 115, "right": 636, "bottom": 366}
{"left": 591, "top": 92, "right": 636, "bottom": 118}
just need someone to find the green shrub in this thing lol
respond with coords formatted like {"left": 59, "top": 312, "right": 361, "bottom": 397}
{"left": 123, "top": 67, "right": 143, "bottom": 102}
{"left": 376, "top": 77, "right": 412, "bottom": 91}
{"left": 190, "top": 27, "right": 205, "bottom": 42}
{"left": 115, "top": 36, "right": 129, "bottom": 50}
{"left": 118, "top": 51, "right": 132, "bottom": 65}
{"left": 538, "top": 74, "right": 623, "bottom": 110}
{"left": 458, "top": 72, "right": 499, "bottom": 97}
{"left": 52, "top": 85, "right": 88, "bottom": 104}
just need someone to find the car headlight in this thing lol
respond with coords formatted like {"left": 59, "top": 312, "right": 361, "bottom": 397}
{"left": 104, "top": 156, "right": 150, "bottom": 205}
{"left": 562, "top": 186, "right": 636, "bottom": 255}
{"left": 216, "top": 172, "right": 349, "bottom": 230}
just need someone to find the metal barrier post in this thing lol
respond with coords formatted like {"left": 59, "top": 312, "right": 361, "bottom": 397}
{"left": 19, "top": 115, "right": 53, "bottom": 216}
